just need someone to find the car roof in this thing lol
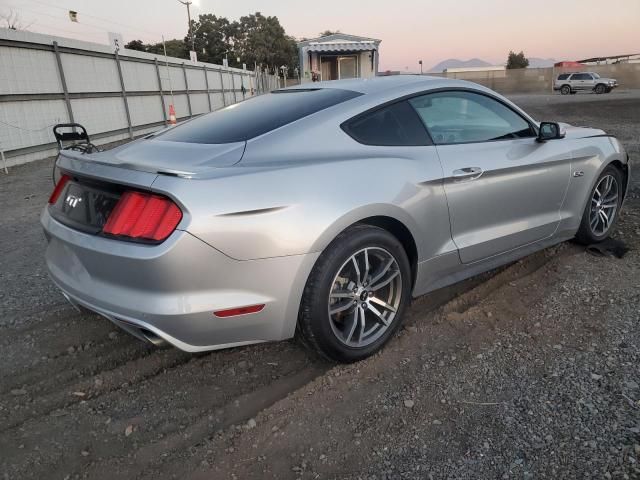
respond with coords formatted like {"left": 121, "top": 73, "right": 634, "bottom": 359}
{"left": 283, "top": 75, "right": 460, "bottom": 95}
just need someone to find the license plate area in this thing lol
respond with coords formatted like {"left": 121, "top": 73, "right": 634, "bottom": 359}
{"left": 49, "top": 179, "right": 122, "bottom": 234}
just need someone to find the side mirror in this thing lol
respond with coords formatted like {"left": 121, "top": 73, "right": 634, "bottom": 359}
{"left": 537, "top": 122, "right": 565, "bottom": 142}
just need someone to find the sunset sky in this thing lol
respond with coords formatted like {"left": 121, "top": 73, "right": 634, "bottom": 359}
{"left": 4, "top": 0, "right": 640, "bottom": 71}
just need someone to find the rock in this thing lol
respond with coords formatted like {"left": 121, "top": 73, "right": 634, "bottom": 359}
{"left": 404, "top": 399, "right": 415, "bottom": 408}
{"left": 247, "top": 418, "right": 257, "bottom": 429}
{"left": 125, "top": 425, "right": 134, "bottom": 437}
{"left": 108, "top": 332, "right": 118, "bottom": 340}
{"left": 80, "top": 450, "right": 89, "bottom": 457}
{"left": 591, "top": 373, "right": 603, "bottom": 380}
{"left": 11, "top": 388, "right": 27, "bottom": 396}
{"left": 237, "top": 360, "right": 248, "bottom": 369}
{"left": 67, "top": 346, "right": 75, "bottom": 354}
{"left": 432, "top": 420, "right": 442, "bottom": 425}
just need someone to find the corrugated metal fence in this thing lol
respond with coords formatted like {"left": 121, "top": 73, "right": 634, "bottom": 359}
{"left": 0, "top": 29, "right": 280, "bottom": 168}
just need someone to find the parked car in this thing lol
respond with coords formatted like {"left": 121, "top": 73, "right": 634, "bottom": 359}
{"left": 554, "top": 72, "right": 619, "bottom": 94}
{"left": 43, "top": 76, "right": 630, "bottom": 362}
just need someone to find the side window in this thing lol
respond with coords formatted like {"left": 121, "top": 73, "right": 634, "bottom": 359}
{"left": 408, "top": 91, "right": 535, "bottom": 145}
{"left": 342, "top": 101, "right": 431, "bottom": 146}
{"left": 558, "top": 73, "right": 570, "bottom": 80}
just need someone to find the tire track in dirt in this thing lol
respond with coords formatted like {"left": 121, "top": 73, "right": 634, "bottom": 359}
{"left": 182, "top": 245, "right": 583, "bottom": 479}
{"left": 1, "top": 241, "right": 566, "bottom": 479}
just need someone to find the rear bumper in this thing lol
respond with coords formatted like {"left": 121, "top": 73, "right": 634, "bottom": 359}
{"left": 41, "top": 207, "right": 318, "bottom": 352}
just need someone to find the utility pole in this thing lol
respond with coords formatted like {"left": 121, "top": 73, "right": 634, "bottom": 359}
{"left": 419, "top": 60, "right": 423, "bottom": 75}
{"left": 178, "top": 0, "right": 195, "bottom": 53}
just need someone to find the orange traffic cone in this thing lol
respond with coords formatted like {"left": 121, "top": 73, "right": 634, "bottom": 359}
{"left": 168, "top": 104, "right": 176, "bottom": 125}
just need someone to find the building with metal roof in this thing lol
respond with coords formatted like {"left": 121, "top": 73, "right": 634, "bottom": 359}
{"left": 297, "top": 34, "right": 381, "bottom": 83}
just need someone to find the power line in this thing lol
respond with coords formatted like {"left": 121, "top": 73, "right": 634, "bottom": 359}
{"left": 7, "top": 3, "right": 164, "bottom": 44}
{"left": 0, "top": 119, "right": 58, "bottom": 133}
{"left": 24, "top": 0, "right": 166, "bottom": 38}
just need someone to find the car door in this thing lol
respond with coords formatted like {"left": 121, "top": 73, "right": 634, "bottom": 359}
{"left": 571, "top": 73, "right": 589, "bottom": 91}
{"left": 584, "top": 73, "right": 596, "bottom": 90}
{"left": 409, "top": 90, "right": 572, "bottom": 264}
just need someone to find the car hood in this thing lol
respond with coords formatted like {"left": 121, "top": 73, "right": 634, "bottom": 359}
{"left": 557, "top": 122, "right": 606, "bottom": 138}
{"left": 83, "top": 137, "right": 246, "bottom": 177}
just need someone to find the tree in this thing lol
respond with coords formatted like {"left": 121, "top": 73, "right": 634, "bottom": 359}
{"left": 506, "top": 50, "right": 529, "bottom": 69}
{"left": 123, "top": 38, "right": 187, "bottom": 58}
{"left": 121, "top": 11, "right": 299, "bottom": 74}
{"left": 1, "top": 9, "right": 33, "bottom": 30}
{"left": 124, "top": 39, "right": 146, "bottom": 51}
{"left": 188, "top": 14, "right": 232, "bottom": 64}
{"left": 230, "top": 13, "right": 298, "bottom": 73}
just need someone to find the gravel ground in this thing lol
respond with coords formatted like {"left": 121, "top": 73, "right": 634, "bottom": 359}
{"left": 0, "top": 92, "right": 638, "bottom": 480}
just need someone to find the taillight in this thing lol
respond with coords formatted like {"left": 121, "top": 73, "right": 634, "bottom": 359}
{"left": 103, "top": 191, "right": 182, "bottom": 242}
{"left": 49, "top": 174, "right": 70, "bottom": 204}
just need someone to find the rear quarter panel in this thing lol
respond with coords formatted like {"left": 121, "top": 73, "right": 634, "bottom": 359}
{"left": 151, "top": 149, "right": 455, "bottom": 262}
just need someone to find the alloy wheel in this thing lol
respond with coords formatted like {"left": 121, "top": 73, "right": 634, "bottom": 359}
{"left": 590, "top": 174, "right": 619, "bottom": 236}
{"left": 328, "top": 247, "right": 403, "bottom": 348}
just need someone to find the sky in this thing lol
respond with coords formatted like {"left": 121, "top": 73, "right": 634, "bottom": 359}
{"left": 2, "top": 0, "right": 639, "bottom": 71}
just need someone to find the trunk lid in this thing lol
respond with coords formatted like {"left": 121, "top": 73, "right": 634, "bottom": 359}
{"left": 85, "top": 137, "right": 246, "bottom": 177}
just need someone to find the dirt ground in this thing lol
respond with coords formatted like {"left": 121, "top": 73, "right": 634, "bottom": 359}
{"left": 1, "top": 92, "right": 639, "bottom": 480}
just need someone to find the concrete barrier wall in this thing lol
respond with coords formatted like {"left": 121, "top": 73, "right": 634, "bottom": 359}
{"left": 431, "top": 63, "right": 640, "bottom": 95}
{"left": 0, "top": 29, "right": 279, "bottom": 168}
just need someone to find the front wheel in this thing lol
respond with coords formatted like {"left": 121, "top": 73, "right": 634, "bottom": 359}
{"left": 298, "top": 225, "right": 411, "bottom": 362}
{"left": 575, "top": 166, "right": 623, "bottom": 244}
{"left": 595, "top": 84, "right": 606, "bottom": 94}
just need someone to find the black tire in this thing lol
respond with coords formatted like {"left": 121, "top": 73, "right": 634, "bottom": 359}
{"left": 297, "top": 224, "right": 411, "bottom": 363}
{"left": 575, "top": 165, "right": 624, "bottom": 245}
{"left": 595, "top": 84, "right": 606, "bottom": 94}
{"left": 560, "top": 85, "right": 571, "bottom": 95}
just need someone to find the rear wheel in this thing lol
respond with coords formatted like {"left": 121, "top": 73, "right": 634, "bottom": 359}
{"left": 560, "top": 85, "right": 571, "bottom": 95}
{"left": 575, "top": 166, "right": 623, "bottom": 244}
{"left": 298, "top": 225, "right": 411, "bottom": 362}
{"left": 595, "top": 83, "right": 606, "bottom": 94}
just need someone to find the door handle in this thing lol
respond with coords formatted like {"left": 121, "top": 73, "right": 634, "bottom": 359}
{"left": 452, "top": 167, "right": 483, "bottom": 181}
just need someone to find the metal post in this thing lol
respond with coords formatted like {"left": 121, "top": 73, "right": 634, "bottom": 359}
{"left": 182, "top": 63, "right": 192, "bottom": 117}
{"left": 178, "top": 0, "right": 195, "bottom": 53}
{"left": 231, "top": 71, "right": 238, "bottom": 103}
{"left": 203, "top": 65, "right": 212, "bottom": 112}
{"left": 0, "top": 145, "right": 8, "bottom": 174}
{"left": 155, "top": 58, "right": 168, "bottom": 124}
{"left": 219, "top": 68, "right": 226, "bottom": 106}
{"left": 114, "top": 50, "right": 134, "bottom": 139}
{"left": 52, "top": 41, "right": 75, "bottom": 125}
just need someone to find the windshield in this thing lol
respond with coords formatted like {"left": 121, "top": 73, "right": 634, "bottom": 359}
{"left": 158, "top": 88, "right": 361, "bottom": 144}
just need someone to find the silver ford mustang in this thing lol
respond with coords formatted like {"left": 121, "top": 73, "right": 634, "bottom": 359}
{"left": 42, "top": 76, "right": 630, "bottom": 362}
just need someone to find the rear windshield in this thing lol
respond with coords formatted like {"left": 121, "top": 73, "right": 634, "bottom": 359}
{"left": 158, "top": 88, "right": 361, "bottom": 144}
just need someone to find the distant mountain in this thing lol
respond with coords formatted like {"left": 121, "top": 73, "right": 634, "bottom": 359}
{"left": 527, "top": 57, "right": 556, "bottom": 68}
{"left": 428, "top": 58, "right": 492, "bottom": 73}
{"left": 428, "top": 57, "right": 557, "bottom": 72}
